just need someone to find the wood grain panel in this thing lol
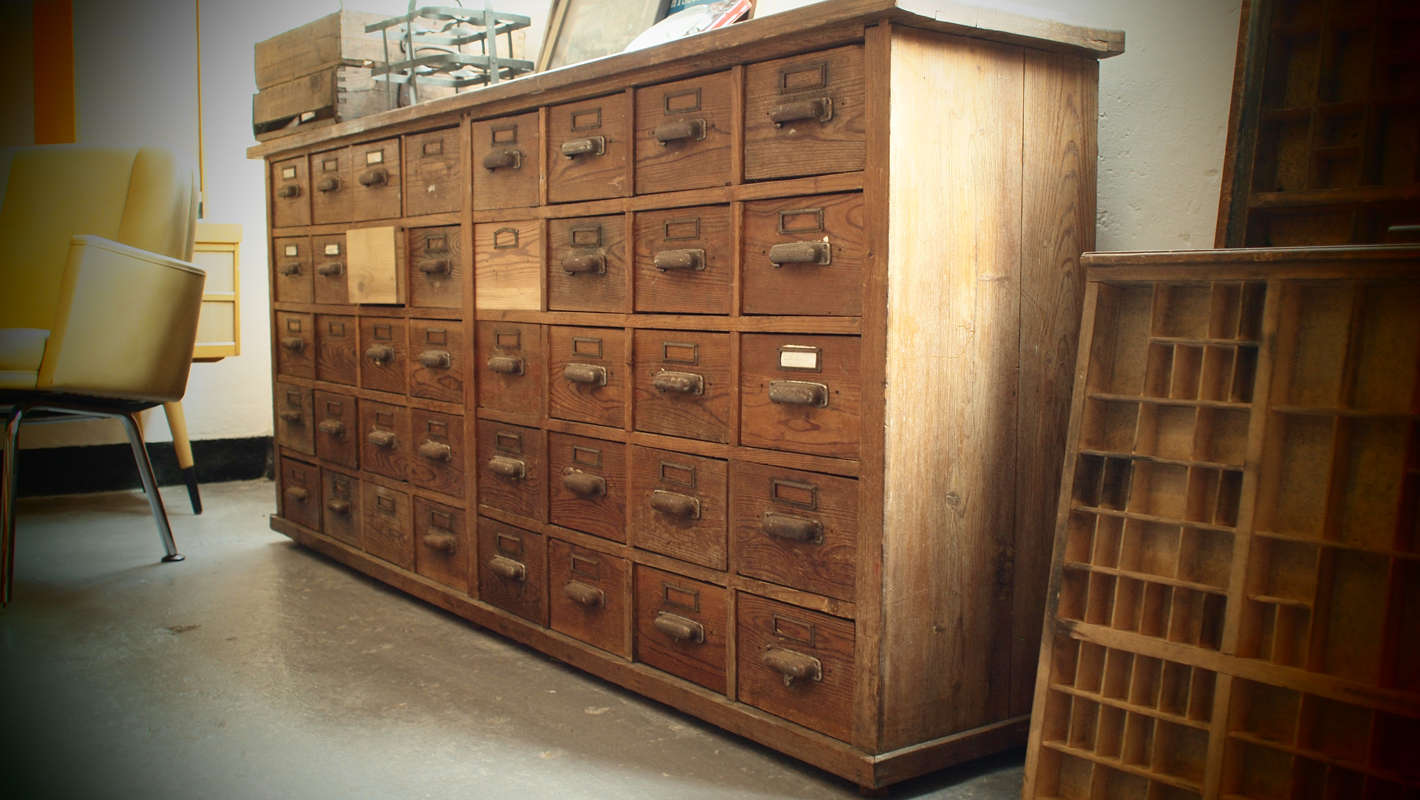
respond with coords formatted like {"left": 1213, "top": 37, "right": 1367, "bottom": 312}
{"left": 275, "top": 312, "right": 316, "bottom": 379}
{"left": 731, "top": 460, "right": 858, "bottom": 602}
{"left": 549, "top": 537, "right": 630, "bottom": 657}
{"left": 279, "top": 457, "right": 322, "bottom": 531}
{"left": 407, "top": 224, "right": 463, "bottom": 309}
{"left": 363, "top": 481, "right": 413, "bottom": 570}
{"left": 547, "top": 93, "right": 630, "bottom": 204}
{"left": 547, "top": 214, "right": 628, "bottom": 313}
{"left": 310, "top": 147, "right": 353, "bottom": 225}
{"left": 629, "top": 445, "right": 729, "bottom": 572}
{"left": 472, "top": 111, "right": 541, "bottom": 211}
{"left": 736, "top": 592, "right": 856, "bottom": 742}
{"left": 548, "top": 325, "right": 626, "bottom": 428}
{"left": 475, "top": 220, "right": 543, "bottom": 311}
{"left": 632, "top": 205, "right": 733, "bottom": 315}
{"left": 634, "top": 72, "right": 734, "bottom": 195}
{"left": 744, "top": 45, "right": 867, "bottom": 181}
{"left": 739, "top": 333, "right": 861, "bottom": 459}
{"left": 358, "top": 316, "right": 408, "bottom": 395}
{"left": 549, "top": 431, "right": 628, "bottom": 544}
{"left": 409, "top": 319, "right": 464, "bottom": 404}
{"left": 311, "top": 233, "right": 350, "bottom": 305}
{"left": 359, "top": 398, "right": 410, "bottom": 483}
{"left": 475, "top": 320, "right": 543, "bottom": 421}
{"left": 351, "top": 137, "right": 402, "bottom": 221}
{"left": 476, "top": 419, "right": 547, "bottom": 523}
{"left": 272, "top": 236, "right": 313, "bottom": 304}
{"left": 413, "top": 496, "right": 468, "bottom": 594}
{"left": 632, "top": 329, "right": 732, "bottom": 443}
{"left": 321, "top": 468, "right": 362, "bottom": 548}
{"left": 408, "top": 408, "right": 465, "bottom": 499}
{"left": 274, "top": 381, "right": 314, "bottom": 455}
{"left": 346, "top": 225, "right": 404, "bottom": 305}
{"left": 271, "top": 156, "right": 310, "bottom": 228}
{"left": 315, "top": 313, "right": 357, "bottom": 386}
{"left": 313, "top": 389, "right": 359, "bottom": 469}
{"left": 403, "top": 127, "right": 462, "bottom": 217}
{"left": 742, "top": 191, "right": 865, "bottom": 316}
{"left": 477, "top": 517, "right": 548, "bottom": 625}
{"left": 634, "top": 565, "right": 729, "bottom": 693}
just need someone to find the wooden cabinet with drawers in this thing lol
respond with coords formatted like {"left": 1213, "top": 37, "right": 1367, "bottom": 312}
{"left": 254, "top": 1, "right": 1122, "bottom": 790}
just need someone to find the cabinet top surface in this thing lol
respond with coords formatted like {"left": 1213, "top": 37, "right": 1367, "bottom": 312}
{"left": 246, "top": 0, "right": 1124, "bottom": 161}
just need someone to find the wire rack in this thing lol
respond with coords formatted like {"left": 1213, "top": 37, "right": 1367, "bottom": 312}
{"left": 366, "top": 4, "right": 534, "bottom": 100}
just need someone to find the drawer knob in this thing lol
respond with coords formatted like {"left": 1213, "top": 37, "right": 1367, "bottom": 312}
{"left": 276, "top": 183, "right": 301, "bottom": 198}
{"left": 487, "top": 355, "right": 525, "bottom": 376}
{"left": 768, "top": 380, "right": 829, "bottom": 408}
{"left": 769, "top": 97, "right": 834, "bottom": 127}
{"left": 365, "top": 345, "right": 395, "bottom": 363}
{"left": 277, "top": 262, "right": 302, "bottom": 276}
{"left": 325, "top": 499, "right": 351, "bottom": 515}
{"left": 418, "top": 258, "right": 451, "bottom": 275}
{"left": 768, "top": 241, "right": 831, "bottom": 267}
{"left": 563, "top": 363, "right": 607, "bottom": 386}
{"left": 652, "top": 370, "right": 704, "bottom": 395}
{"left": 562, "top": 470, "right": 606, "bottom": 498}
{"left": 418, "top": 440, "right": 453, "bottom": 462}
{"left": 315, "top": 176, "right": 341, "bottom": 193}
{"left": 488, "top": 455, "right": 527, "bottom": 480}
{"left": 283, "top": 486, "right": 308, "bottom": 502}
{"left": 650, "top": 489, "right": 700, "bottom": 520}
{"left": 563, "top": 581, "right": 605, "bottom": 608}
{"left": 281, "top": 336, "right": 306, "bottom": 352}
{"left": 653, "top": 118, "right": 706, "bottom": 145}
{"left": 315, "top": 261, "right": 344, "bottom": 276}
{"left": 366, "top": 430, "right": 397, "bottom": 448}
{"left": 278, "top": 409, "right": 303, "bottom": 423}
{"left": 653, "top": 248, "right": 705, "bottom": 272}
{"left": 763, "top": 647, "right": 823, "bottom": 687}
{"left": 482, "top": 147, "right": 523, "bottom": 171}
{"left": 418, "top": 350, "right": 451, "bottom": 368}
{"left": 561, "top": 136, "right": 606, "bottom": 159}
{"left": 317, "top": 419, "right": 344, "bottom": 436}
{"left": 762, "top": 512, "right": 824, "bottom": 544}
{"left": 561, "top": 253, "right": 606, "bottom": 275}
{"left": 358, "top": 168, "right": 388, "bottom": 186}
{"left": 422, "top": 532, "right": 457, "bottom": 554}
{"left": 653, "top": 612, "right": 705, "bottom": 644}
{"left": 487, "top": 555, "right": 526, "bottom": 581}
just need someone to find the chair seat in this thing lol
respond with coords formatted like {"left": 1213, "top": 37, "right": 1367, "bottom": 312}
{"left": 0, "top": 328, "right": 47, "bottom": 390}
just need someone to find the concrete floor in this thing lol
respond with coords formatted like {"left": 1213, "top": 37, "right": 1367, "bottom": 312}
{"left": 0, "top": 479, "right": 1026, "bottom": 800}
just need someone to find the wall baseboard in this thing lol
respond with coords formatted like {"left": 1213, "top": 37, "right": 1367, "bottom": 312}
{"left": 16, "top": 437, "right": 273, "bottom": 497}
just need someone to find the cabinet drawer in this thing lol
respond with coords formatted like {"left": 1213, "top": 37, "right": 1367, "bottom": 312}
{"left": 742, "top": 192, "right": 864, "bottom": 316}
{"left": 549, "top": 326, "right": 626, "bottom": 428}
{"left": 744, "top": 45, "right": 866, "bottom": 181}
{"left": 632, "top": 329, "right": 731, "bottom": 443}
{"left": 270, "top": 156, "right": 310, "bottom": 228}
{"left": 629, "top": 446, "right": 728, "bottom": 571}
{"left": 315, "top": 314, "right": 357, "bottom": 386}
{"left": 547, "top": 94, "right": 630, "bottom": 204}
{"left": 414, "top": 496, "right": 468, "bottom": 593}
{"left": 273, "top": 236, "right": 313, "bottom": 304}
{"left": 547, "top": 214, "right": 628, "bottom": 313}
{"left": 408, "top": 225, "right": 463, "bottom": 309}
{"left": 634, "top": 72, "right": 732, "bottom": 195}
{"left": 633, "top": 565, "right": 727, "bottom": 694}
{"left": 311, "top": 233, "right": 350, "bottom": 305}
{"left": 321, "top": 468, "right": 362, "bottom": 548}
{"left": 408, "top": 408, "right": 465, "bottom": 499}
{"left": 736, "top": 593, "right": 855, "bottom": 742}
{"left": 477, "top": 517, "right": 547, "bottom": 626}
{"left": 473, "top": 111, "right": 539, "bottom": 210}
{"left": 476, "top": 321, "right": 542, "bottom": 418}
{"left": 310, "top": 148, "right": 353, "bottom": 225}
{"left": 360, "top": 399, "right": 410, "bottom": 482}
{"left": 731, "top": 461, "right": 857, "bottom": 602}
{"left": 740, "top": 334, "right": 861, "bottom": 459}
{"left": 548, "top": 432, "right": 627, "bottom": 544}
{"left": 358, "top": 317, "right": 408, "bottom": 395}
{"left": 275, "top": 312, "right": 315, "bottom": 379}
{"left": 352, "top": 138, "right": 402, "bottom": 221}
{"left": 313, "top": 390, "right": 359, "bottom": 470}
{"left": 474, "top": 220, "right": 542, "bottom": 311}
{"left": 363, "top": 481, "right": 413, "bottom": 570}
{"left": 633, "top": 206, "right": 731, "bottom": 314}
{"left": 280, "top": 457, "right": 322, "bottom": 531}
{"left": 549, "top": 538, "right": 629, "bottom": 657}
{"left": 404, "top": 127, "right": 462, "bottom": 217}
{"left": 409, "top": 319, "right": 464, "bottom": 404}
{"left": 274, "top": 381, "right": 314, "bottom": 455}
{"left": 476, "top": 420, "right": 546, "bottom": 522}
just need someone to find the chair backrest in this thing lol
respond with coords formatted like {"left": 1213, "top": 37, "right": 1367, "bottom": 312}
{"left": 0, "top": 145, "right": 198, "bottom": 331}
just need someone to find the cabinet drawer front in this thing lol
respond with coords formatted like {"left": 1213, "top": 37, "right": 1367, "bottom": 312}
{"left": 547, "top": 215, "right": 628, "bottom": 313}
{"left": 310, "top": 148, "right": 353, "bottom": 225}
{"left": 363, "top": 481, "right": 413, "bottom": 570}
{"left": 632, "top": 329, "right": 731, "bottom": 443}
{"left": 274, "top": 381, "right": 314, "bottom": 455}
{"left": 315, "top": 314, "right": 358, "bottom": 386}
{"left": 730, "top": 461, "right": 857, "bottom": 602}
{"left": 736, "top": 593, "right": 855, "bottom": 742}
{"left": 742, "top": 192, "right": 865, "bottom": 316}
{"left": 311, "top": 233, "right": 350, "bottom": 305}
{"left": 272, "top": 236, "right": 313, "bottom": 303}
{"left": 279, "top": 457, "right": 322, "bottom": 531}
{"left": 404, "top": 127, "right": 462, "bottom": 217}
{"left": 634, "top": 72, "right": 732, "bottom": 195}
{"left": 408, "top": 225, "right": 463, "bottom": 309}
{"left": 473, "top": 111, "right": 540, "bottom": 211}
{"left": 476, "top": 321, "right": 542, "bottom": 418}
{"left": 744, "top": 45, "right": 866, "bottom": 181}
{"left": 549, "top": 538, "right": 629, "bottom": 657}
{"left": 548, "top": 432, "right": 627, "bottom": 544}
{"left": 633, "top": 206, "right": 732, "bottom": 315}
{"left": 275, "top": 312, "right": 316, "bottom": 379}
{"left": 474, "top": 220, "right": 543, "bottom": 311}
{"left": 408, "top": 408, "right": 465, "bottom": 499}
{"left": 414, "top": 496, "right": 468, "bottom": 593}
{"left": 477, "top": 517, "right": 547, "bottom": 626}
{"left": 629, "top": 446, "right": 728, "bottom": 572}
{"left": 409, "top": 320, "right": 464, "bottom": 404}
{"left": 313, "top": 389, "right": 359, "bottom": 470}
{"left": 740, "top": 333, "right": 861, "bottom": 458}
{"left": 321, "top": 468, "right": 362, "bottom": 548}
{"left": 476, "top": 420, "right": 546, "bottom": 522}
{"left": 548, "top": 326, "right": 626, "bottom": 429}
{"left": 359, "top": 399, "right": 410, "bottom": 482}
{"left": 352, "top": 138, "right": 402, "bottom": 221}
{"left": 547, "top": 94, "right": 630, "bottom": 204}
{"left": 633, "top": 565, "right": 728, "bottom": 694}
{"left": 270, "top": 156, "right": 310, "bottom": 228}
{"left": 358, "top": 317, "right": 408, "bottom": 395}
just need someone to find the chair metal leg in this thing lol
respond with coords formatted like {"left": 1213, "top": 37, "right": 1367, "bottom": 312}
{"left": 3, "top": 402, "right": 35, "bottom": 606}
{"left": 119, "top": 412, "right": 184, "bottom": 563}
{"left": 163, "top": 401, "right": 202, "bottom": 514}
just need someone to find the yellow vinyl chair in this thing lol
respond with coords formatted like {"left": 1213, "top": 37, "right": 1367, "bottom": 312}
{"left": 0, "top": 145, "right": 205, "bottom": 605}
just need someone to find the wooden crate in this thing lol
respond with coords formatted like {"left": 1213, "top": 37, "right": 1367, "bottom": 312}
{"left": 1023, "top": 246, "right": 1420, "bottom": 800}
{"left": 253, "top": 66, "right": 399, "bottom": 142}
{"left": 254, "top": 9, "right": 391, "bottom": 91}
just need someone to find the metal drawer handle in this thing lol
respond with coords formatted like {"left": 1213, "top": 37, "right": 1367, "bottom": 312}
{"left": 482, "top": 148, "right": 522, "bottom": 171}
{"left": 317, "top": 419, "right": 344, "bottom": 436}
{"left": 561, "top": 136, "right": 605, "bottom": 159}
{"left": 283, "top": 486, "right": 308, "bottom": 502}
{"left": 278, "top": 409, "right": 303, "bottom": 423}
{"left": 278, "top": 262, "right": 301, "bottom": 276}
{"left": 653, "top": 249, "right": 705, "bottom": 272}
{"left": 487, "top": 355, "right": 524, "bottom": 375}
{"left": 422, "top": 533, "right": 457, "bottom": 554}
{"left": 418, "top": 440, "right": 453, "bottom": 462}
{"left": 316, "top": 177, "right": 341, "bottom": 193}
{"left": 325, "top": 499, "right": 351, "bottom": 515}
{"left": 366, "top": 430, "right": 397, "bottom": 448}
{"left": 358, "top": 168, "right": 388, "bottom": 186}
{"left": 488, "top": 455, "right": 526, "bottom": 480}
{"left": 563, "top": 581, "right": 605, "bottom": 608}
{"left": 562, "top": 470, "right": 606, "bottom": 498}
{"left": 418, "top": 350, "right": 451, "bottom": 368}
{"left": 768, "top": 241, "right": 831, "bottom": 267}
{"left": 365, "top": 345, "right": 395, "bottom": 363}
{"left": 650, "top": 489, "right": 700, "bottom": 520}
{"left": 763, "top": 647, "right": 823, "bottom": 687}
{"left": 652, "top": 370, "right": 703, "bottom": 395}
{"left": 561, "top": 253, "right": 606, "bottom": 275}
{"left": 654, "top": 118, "right": 706, "bottom": 145}
{"left": 281, "top": 336, "right": 306, "bottom": 352}
{"left": 487, "top": 555, "right": 526, "bottom": 581}
{"left": 653, "top": 612, "right": 705, "bottom": 644}
{"left": 277, "top": 184, "right": 300, "bottom": 198}
{"left": 768, "top": 380, "right": 828, "bottom": 408}
{"left": 316, "top": 261, "right": 344, "bottom": 276}
{"left": 762, "top": 512, "right": 824, "bottom": 544}
{"left": 769, "top": 97, "right": 833, "bottom": 127}
{"left": 418, "top": 258, "right": 451, "bottom": 275}
{"left": 563, "top": 363, "right": 607, "bottom": 386}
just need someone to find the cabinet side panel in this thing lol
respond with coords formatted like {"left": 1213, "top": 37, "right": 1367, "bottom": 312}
{"left": 880, "top": 28, "right": 1024, "bottom": 750}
